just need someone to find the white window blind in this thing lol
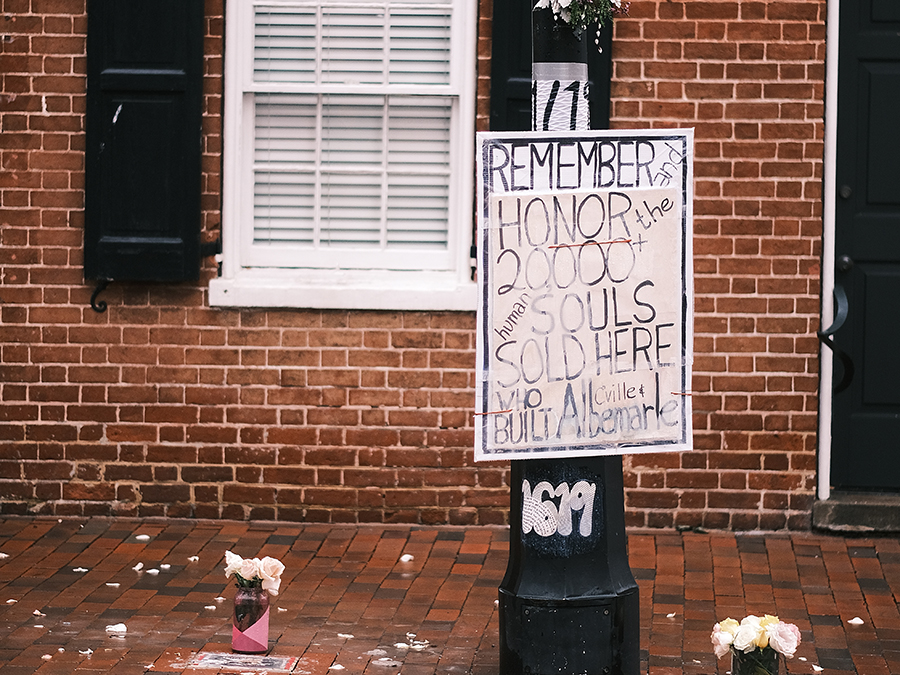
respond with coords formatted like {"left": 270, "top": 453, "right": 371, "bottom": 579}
{"left": 214, "top": 0, "right": 477, "bottom": 309}
{"left": 252, "top": 93, "right": 451, "bottom": 253}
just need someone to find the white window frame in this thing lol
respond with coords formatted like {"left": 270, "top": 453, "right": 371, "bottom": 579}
{"left": 211, "top": 0, "right": 478, "bottom": 310}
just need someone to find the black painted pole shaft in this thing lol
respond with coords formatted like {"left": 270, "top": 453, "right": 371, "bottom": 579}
{"left": 497, "top": 8, "right": 640, "bottom": 675}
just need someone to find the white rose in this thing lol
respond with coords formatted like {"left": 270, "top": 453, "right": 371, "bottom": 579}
{"left": 733, "top": 615, "right": 763, "bottom": 653}
{"left": 239, "top": 557, "right": 260, "bottom": 581}
{"left": 766, "top": 621, "right": 801, "bottom": 658}
{"left": 224, "top": 551, "right": 243, "bottom": 579}
{"left": 258, "top": 556, "right": 285, "bottom": 596}
{"left": 710, "top": 620, "right": 739, "bottom": 659}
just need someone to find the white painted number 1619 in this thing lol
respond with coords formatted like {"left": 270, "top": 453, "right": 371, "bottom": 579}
{"left": 521, "top": 479, "right": 597, "bottom": 537}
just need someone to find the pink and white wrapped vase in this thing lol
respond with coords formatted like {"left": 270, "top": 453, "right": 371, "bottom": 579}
{"left": 232, "top": 584, "right": 269, "bottom": 653}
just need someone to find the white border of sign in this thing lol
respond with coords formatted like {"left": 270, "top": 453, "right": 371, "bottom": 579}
{"left": 475, "top": 129, "right": 694, "bottom": 461}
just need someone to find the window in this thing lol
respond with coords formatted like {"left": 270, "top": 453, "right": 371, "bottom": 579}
{"left": 211, "top": 0, "right": 478, "bottom": 310}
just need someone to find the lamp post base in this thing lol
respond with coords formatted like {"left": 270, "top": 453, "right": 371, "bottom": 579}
{"left": 499, "top": 588, "right": 638, "bottom": 675}
{"left": 498, "top": 456, "right": 640, "bottom": 675}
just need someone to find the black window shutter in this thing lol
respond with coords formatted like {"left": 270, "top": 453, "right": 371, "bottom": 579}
{"left": 84, "top": 0, "right": 204, "bottom": 282}
{"left": 490, "top": 0, "right": 612, "bottom": 131}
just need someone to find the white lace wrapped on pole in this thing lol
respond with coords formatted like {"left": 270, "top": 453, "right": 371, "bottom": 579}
{"left": 532, "top": 63, "right": 590, "bottom": 132}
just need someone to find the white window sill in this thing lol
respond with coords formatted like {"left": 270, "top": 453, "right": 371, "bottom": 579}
{"left": 209, "top": 269, "right": 478, "bottom": 311}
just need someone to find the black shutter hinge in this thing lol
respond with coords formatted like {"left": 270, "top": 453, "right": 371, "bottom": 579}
{"left": 90, "top": 278, "right": 112, "bottom": 313}
{"left": 200, "top": 235, "right": 222, "bottom": 258}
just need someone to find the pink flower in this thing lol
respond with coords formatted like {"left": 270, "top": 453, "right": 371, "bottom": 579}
{"left": 766, "top": 621, "right": 801, "bottom": 658}
{"left": 224, "top": 550, "right": 286, "bottom": 595}
{"left": 258, "top": 556, "right": 285, "bottom": 596}
{"left": 239, "top": 557, "right": 260, "bottom": 581}
{"left": 224, "top": 550, "right": 243, "bottom": 579}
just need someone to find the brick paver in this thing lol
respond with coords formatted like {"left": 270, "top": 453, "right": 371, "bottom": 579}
{"left": 0, "top": 518, "right": 896, "bottom": 674}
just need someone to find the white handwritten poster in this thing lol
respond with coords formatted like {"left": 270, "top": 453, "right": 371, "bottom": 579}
{"left": 475, "top": 129, "right": 694, "bottom": 461}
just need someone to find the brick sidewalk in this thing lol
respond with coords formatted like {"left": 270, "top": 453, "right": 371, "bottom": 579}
{"left": 0, "top": 518, "right": 897, "bottom": 674}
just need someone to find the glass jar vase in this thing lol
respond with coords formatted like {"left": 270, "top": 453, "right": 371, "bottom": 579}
{"left": 232, "top": 585, "right": 269, "bottom": 653}
{"left": 731, "top": 648, "right": 780, "bottom": 675}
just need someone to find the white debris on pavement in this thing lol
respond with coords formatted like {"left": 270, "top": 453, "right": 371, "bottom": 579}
{"left": 394, "top": 633, "right": 429, "bottom": 651}
{"left": 373, "top": 658, "right": 402, "bottom": 667}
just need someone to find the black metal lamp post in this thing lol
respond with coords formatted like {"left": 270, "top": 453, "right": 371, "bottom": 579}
{"left": 497, "top": 9, "right": 640, "bottom": 674}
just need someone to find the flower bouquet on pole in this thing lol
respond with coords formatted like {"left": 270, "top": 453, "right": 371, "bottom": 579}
{"left": 224, "top": 551, "right": 285, "bottom": 653}
{"left": 711, "top": 615, "right": 801, "bottom": 675}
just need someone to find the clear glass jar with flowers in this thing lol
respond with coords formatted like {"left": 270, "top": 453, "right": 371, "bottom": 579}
{"left": 711, "top": 614, "right": 801, "bottom": 675}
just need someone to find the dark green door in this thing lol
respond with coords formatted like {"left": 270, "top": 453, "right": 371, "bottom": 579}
{"left": 830, "top": 0, "right": 900, "bottom": 490}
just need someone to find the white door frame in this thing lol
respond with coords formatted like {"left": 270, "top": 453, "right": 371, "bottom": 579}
{"left": 817, "top": 0, "right": 840, "bottom": 502}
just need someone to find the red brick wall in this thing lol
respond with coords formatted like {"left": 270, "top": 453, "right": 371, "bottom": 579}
{"left": 1, "top": 0, "right": 824, "bottom": 530}
{"left": 610, "top": 0, "right": 824, "bottom": 530}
